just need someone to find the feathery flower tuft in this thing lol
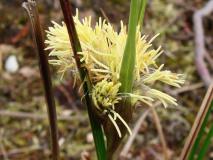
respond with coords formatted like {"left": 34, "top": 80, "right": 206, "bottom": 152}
{"left": 45, "top": 10, "right": 185, "bottom": 137}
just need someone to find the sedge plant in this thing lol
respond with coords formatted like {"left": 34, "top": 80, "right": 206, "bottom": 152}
{"left": 44, "top": 0, "right": 185, "bottom": 159}
{"left": 22, "top": 0, "right": 213, "bottom": 159}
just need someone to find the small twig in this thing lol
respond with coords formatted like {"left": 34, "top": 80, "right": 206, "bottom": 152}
{"left": 11, "top": 23, "right": 30, "bottom": 44}
{"left": 147, "top": 147, "right": 163, "bottom": 160}
{"left": 0, "top": 130, "right": 9, "bottom": 160}
{"left": 180, "top": 82, "right": 213, "bottom": 160}
{"left": 120, "top": 102, "right": 161, "bottom": 158}
{"left": 120, "top": 109, "right": 150, "bottom": 158}
{"left": 100, "top": 8, "right": 110, "bottom": 23}
{"left": 0, "top": 110, "right": 77, "bottom": 121}
{"left": 120, "top": 80, "right": 211, "bottom": 159}
{"left": 0, "top": 145, "right": 45, "bottom": 158}
{"left": 170, "top": 82, "right": 204, "bottom": 96}
{"left": 194, "top": 0, "right": 213, "bottom": 86}
{"left": 0, "top": 144, "right": 8, "bottom": 160}
{"left": 151, "top": 107, "right": 169, "bottom": 160}
{"left": 22, "top": 1, "right": 59, "bottom": 159}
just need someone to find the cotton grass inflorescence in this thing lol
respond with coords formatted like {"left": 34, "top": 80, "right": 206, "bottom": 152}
{"left": 45, "top": 10, "right": 184, "bottom": 137}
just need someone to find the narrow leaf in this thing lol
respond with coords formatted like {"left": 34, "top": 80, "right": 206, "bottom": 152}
{"left": 180, "top": 83, "right": 213, "bottom": 160}
{"left": 188, "top": 100, "right": 213, "bottom": 160}
{"left": 138, "top": 0, "right": 147, "bottom": 28}
{"left": 104, "top": 0, "right": 147, "bottom": 159}
{"left": 197, "top": 114, "right": 213, "bottom": 160}
{"left": 119, "top": 0, "right": 139, "bottom": 93}
{"left": 58, "top": 1, "right": 106, "bottom": 159}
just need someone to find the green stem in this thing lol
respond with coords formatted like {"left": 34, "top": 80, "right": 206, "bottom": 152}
{"left": 197, "top": 118, "right": 213, "bottom": 160}
{"left": 188, "top": 101, "right": 213, "bottom": 160}
{"left": 58, "top": 0, "right": 106, "bottom": 159}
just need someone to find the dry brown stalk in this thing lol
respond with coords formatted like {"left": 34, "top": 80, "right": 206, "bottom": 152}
{"left": 151, "top": 107, "right": 169, "bottom": 160}
{"left": 120, "top": 109, "right": 150, "bottom": 158}
{"left": 0, "top": 110, "right": 77, "bottom": 121}
{"left": 22, "top": 1, "right": 59, "bottom": 159}
{"left": 0, "top": 145, "right": 44, "bottom": 158}
{"left": 120, "top": 102, "right": 161, "bottom": 158}
{"left": 170, "top": 82, "right": 204, "bottom": 96}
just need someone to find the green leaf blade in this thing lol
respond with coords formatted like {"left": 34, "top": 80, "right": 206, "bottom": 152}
{"left": 197, "top": 117, "right": 213, "bottom": 160}
{"left": 188, "top": 101, "right": 213, "bottom": 160}
{"left": 119, "top": 0, "right": 140, "bottom": 93}
{"left": 138, "top": 0, "right": 147, "bottom": 28}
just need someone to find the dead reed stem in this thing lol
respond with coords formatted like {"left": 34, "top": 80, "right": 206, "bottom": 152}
{"left": 151, "top": 107, "right": 169, "bottom": 160}
{"left": 22, "top": 1, "right": 59, "bottom": 159}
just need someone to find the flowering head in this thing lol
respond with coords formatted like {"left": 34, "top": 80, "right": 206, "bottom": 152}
{"left": 92, "top": 79, "right": 121, "bottom": 111}
{"left": 45, "top": 10, "right": 185, "bottom": 138}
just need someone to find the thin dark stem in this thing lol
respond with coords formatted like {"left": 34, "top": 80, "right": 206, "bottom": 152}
{"left": 22, "top": 1, "right": 59, "bottom": 160}
{"left": 58, "top": 0, "right": 106, "bottom": 159}
{"left": 58, "top": 0, "right": 82, "bottom": 73}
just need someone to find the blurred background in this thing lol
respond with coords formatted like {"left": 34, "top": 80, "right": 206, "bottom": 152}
{"left": 0, "top": 0, "right": 212, "bottom": 159}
